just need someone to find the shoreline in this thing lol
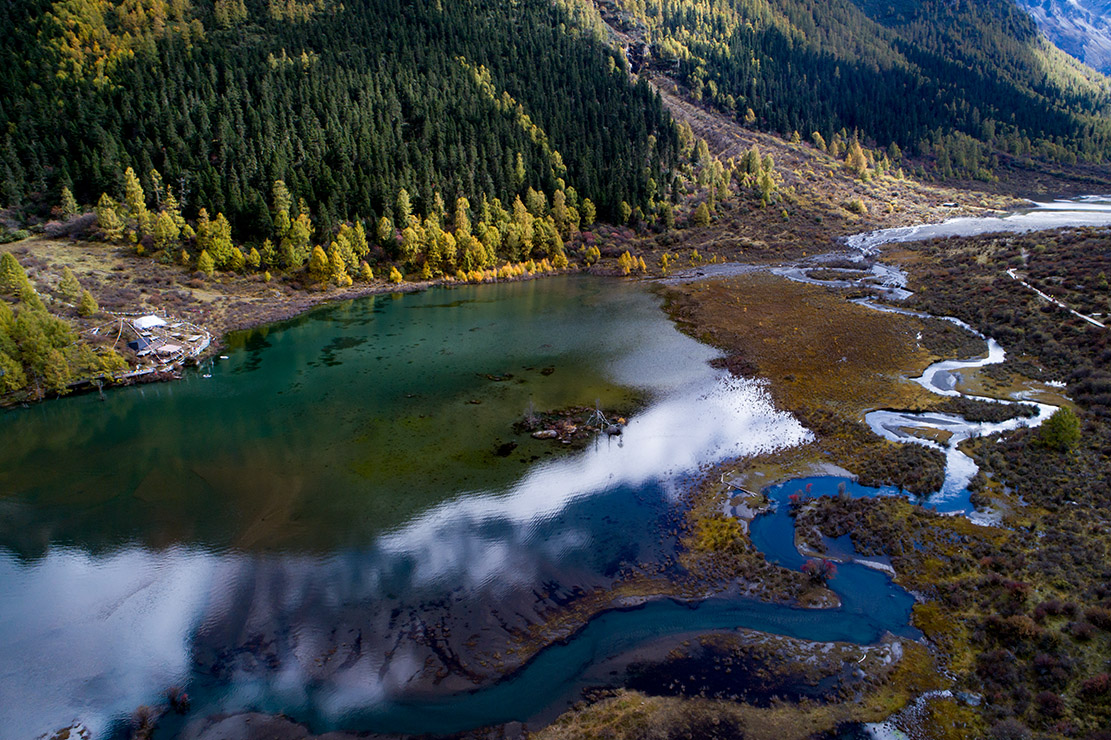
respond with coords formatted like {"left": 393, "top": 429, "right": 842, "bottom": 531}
{"left": 0, "top": 169, "right": 1037, "bottom": 410}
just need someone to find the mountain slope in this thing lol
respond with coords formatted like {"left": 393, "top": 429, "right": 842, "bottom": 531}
{"left": 610, "top": 0, "right": 1111, "bottom": 179}
{"left": 0, "top": 0, "right": 677, "bottom": 232}
{"left": 1017, "top": 0, "right": 1111, "bottom": 73}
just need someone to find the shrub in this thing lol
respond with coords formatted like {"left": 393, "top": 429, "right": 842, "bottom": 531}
{"left": 0, "top": 228, "right": 31, "bottom": 244}
{"left": 1039, "top": 407, "right": 1081, "bottom": 452}
{"left": 844, "top": 198, "right": 867, "bottom": 215}
{"left": 990, "top": 719, "right": 1032, "bottom": 740}
{"left": 1035, "top": 690, "right": 1065, "bottom": 718}
{"left": 1081, "top": 673, "right": 1110, "bottom": 700}
{"left": 1085, "top": 606, "right": 1111, "bottom": 630}
{"left": 801, "top": 558, "right": 836, "bottom": 584}
{"left": 1066, "top": 620, "right": 1095, "bottom": 642}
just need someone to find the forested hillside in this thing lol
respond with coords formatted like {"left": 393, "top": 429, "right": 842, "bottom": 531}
{"left": 5, "top": 0, "right": 1111, "bottom": 242}
{"left": 0, "top": 0, "right": 677, "bottom": 235}
{"left": 610, "top": 0, "right": 1111, "bottom": 180}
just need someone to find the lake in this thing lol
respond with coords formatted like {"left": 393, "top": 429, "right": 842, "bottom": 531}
{"left": 2, "top": 276, "right": 836, "bottom": 739}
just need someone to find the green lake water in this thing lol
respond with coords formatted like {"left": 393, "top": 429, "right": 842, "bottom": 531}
{"left": 0, "top": 278, "right": 657, "bottom": 556}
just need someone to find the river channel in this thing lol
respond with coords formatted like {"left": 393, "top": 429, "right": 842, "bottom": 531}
{"left": 3, "top": 200, "right": 1111, "bottom": 739}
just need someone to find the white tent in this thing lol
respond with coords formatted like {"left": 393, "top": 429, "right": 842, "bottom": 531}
{"left": 132, "top": 315, "right": 167, "bottom": 331}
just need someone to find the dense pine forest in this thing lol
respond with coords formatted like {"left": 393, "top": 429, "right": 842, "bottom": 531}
{"left": 613, "top": 0, "right": 1111, "bottom": 180}
{"left": 0, "top": 0, "right": 678, "bottom": 236}
{"left": 5, "top": 0, "right": 1111, "bottom": 237}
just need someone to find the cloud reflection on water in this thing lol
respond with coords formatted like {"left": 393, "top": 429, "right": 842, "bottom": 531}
{"left": 0, "top": 328, "right": 812, "bottom": 739}
{"left": 0, "top": 547, "right": 214, "bottom": 739}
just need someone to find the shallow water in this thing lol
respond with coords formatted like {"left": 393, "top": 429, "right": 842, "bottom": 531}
{"left": 845, "top": 197, "right": 1111, "bottom": 253}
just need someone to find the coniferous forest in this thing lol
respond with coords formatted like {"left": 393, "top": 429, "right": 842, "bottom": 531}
{"left": 614, "top": 0, "right": 1111, "bottom": 180}
{"left": 0, "top": 0, "right": 678, "bottom": 236}
{"left": 6, "top": 0, "right": 1111, "bottom": 235}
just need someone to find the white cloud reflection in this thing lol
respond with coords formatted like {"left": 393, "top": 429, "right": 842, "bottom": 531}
{"left": 0, "top": 547, "right": 214, "bottom": 739}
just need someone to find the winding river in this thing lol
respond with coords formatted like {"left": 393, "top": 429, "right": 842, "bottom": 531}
{"left": 3, "top": 200, "right": 1111, "bottom": 739}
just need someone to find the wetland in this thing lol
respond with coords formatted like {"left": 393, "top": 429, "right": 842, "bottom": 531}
{"left": 6, "top": 200, "right": 1111, "bottom": 740}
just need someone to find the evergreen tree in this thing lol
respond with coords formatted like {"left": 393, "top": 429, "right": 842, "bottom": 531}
{"left": 581, "top": 199, "right": 596, "bottom": 227}
{"left": 0, "top": 252, "right": 31, "bottom": 295}
{"left": 552, "top": 190, "right": 569, "bottom": 236}
{"left": 329, "top": 246, "right": 352, "bottom": 287}
{"left": 42, "top": 348, "right": 70, "bottom": 395}
{"left": 693, "top": 202, "right": 712, "bottom": 227}
{"left": 757, "top": 169, "right": 777, "bottom": 204}
{"left": 58, "top": 267, "right": 82, "bottom": 303}
{"left": 282, "top": 213, "right": 313, "bottom": 269}
{"left": 153, "top": 211, "right": 181, "bottom": 253}
{"left": 77, "top": 289, "right": 98, "bottom": 317}
{"left": 210, "top": 214, "right": 235, "bottom": 268}
{"left": 195, "top": 208, "right": 213, "bottom": 253}
{"left": 396, "top": 189, "right": 412, "bottom": 226}
{"left": 661, "top": 203, "right": 675, "bottom": 230}
{"left": 377, "top": 216, "right": 395, "bottom": 249}
{"left": 454, "top": 197, "right": 472, "bottom": 237}
{"left": 272, "top": 180, "right": 293, "bottom": 215}
{"left": 1039, "top": 407, "right": 1081, "bottom": 452}
{"left": 96, "top": 194, "right": 124, "bottom": 241}
{"left": 845, "top": 141, "right": 869, "bottom": 177}
{"left": 60, "top": 186, "right": 78, "bottom": 218}
{"left": 351, "top": 221, "right": 369, "bottom": 261}
{"left": 164, "top": 189, "right": 185, "bottom": 229}
{"left": 122, "top": 167, "right": 149, "bottom": 240}
{"left": 526, "top": 188, "right": 547, "bottom": 217}
{"left": 19, "top": 283, "right": 45, "bottom": 311}
{"left": 260, "top": 239, "right": 276, "bottom": 267}
{"left": 0, "top": 350, "right": 27, "bottom": 394}
{"left": 197, "top": 249, "right": 216, "bottom": 277}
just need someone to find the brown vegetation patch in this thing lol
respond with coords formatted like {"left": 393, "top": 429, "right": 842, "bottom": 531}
{"left": 534, "top": 637, "right": 940, "bottom": 740}
{"left": 665, "top": 272, "right": 949, "bottom": 493}
{"left": 667, "top": 272, "right": 934, "bottom": 416}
